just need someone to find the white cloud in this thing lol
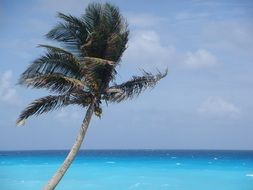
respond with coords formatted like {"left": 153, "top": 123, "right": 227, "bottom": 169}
{"left": 184, "top": 49, "right": 218, "bottom": 69}
{"left": 124, "top": 30, "right": 218, "bottom": 71}
{"left": 0, "top": 70, "right": 20, "bottom": 105}
{"left": 198, "top": 96, "right": 240, "bottom": 118}
{"left": 124, "top": 30, "right": 180, "bottom": 70}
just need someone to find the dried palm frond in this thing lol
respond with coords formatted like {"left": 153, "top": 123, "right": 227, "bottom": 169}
{"left": 18, "top": 73, "right": 85, "bottom": 93}
{"left": 105, "top": 70, "right": 168, "bottom": 102}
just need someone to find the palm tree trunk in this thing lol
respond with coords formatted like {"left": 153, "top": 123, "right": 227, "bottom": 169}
{"left": 43, "top": 101, "right": 95, "bottom": 190}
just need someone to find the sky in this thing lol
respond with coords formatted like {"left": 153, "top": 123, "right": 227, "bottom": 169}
{"left": 0, "top": 0, "right": 253, "bottom": 150}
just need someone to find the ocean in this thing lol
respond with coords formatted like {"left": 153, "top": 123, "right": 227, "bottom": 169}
{"left": 0, "top": 150, "right": 253, "bottom": 190}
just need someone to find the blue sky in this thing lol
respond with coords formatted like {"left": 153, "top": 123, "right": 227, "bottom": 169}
{"left": 0, "top": 0, "right": 253, "bottom": 150}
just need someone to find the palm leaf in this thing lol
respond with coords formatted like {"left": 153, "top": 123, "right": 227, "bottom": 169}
{"left": 104, "top": 32, "right": 128, "bottom": 62}
{"left": 16, "top": 95, "right": 70, "bottom": 126}
{"left": 82, "top": 3, "right": 102, "bottom": 34}
{"left": 38, "top": 44, "right": 73, "bottom": 55}
{"left": 46, "top": 13, "right": 87, "bottom": 55}
{"left": 105, "top": 70, "right": 168, "bottom": 102}
{"left": 102, "top": 3, "right": 129, "bottom": 62}
{"left": 103, "top": 3, "right": 123, "bottom": 33}
{"left": 20, "top": 46, "right": 82, "bottom": 79}
{"left": 19, "top": 73, "right": 85, "bottom": 93}
{"left": 17, "top": 92, "right": 93, "bottom": 126}
{"left": 81, "top": 3, "right": 129, "bottom": 61}
{"left": 84, "top": 3, "right": 125, "bottom": 34}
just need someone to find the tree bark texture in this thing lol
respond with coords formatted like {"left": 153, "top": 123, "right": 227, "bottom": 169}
{"left": 43, "top": 101, "right": 95, "bottom": 190}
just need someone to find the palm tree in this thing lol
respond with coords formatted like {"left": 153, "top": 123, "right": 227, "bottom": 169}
{"left": 17, "top": 2, "right": 167, "bottom": 190}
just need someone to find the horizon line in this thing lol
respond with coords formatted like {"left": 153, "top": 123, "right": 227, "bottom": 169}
{"left": 1, "top": 148, "right": 253, "bottom": 152}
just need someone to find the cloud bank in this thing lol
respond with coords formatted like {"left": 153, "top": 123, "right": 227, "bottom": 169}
{"left": 124, "top": 29, "right": 218, "bottom": 70}
{"left": 0, "top": 70, "right": 19, "bottom": 105}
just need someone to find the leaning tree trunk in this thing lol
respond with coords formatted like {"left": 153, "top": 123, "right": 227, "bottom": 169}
{"left": 44, "top": 101, "right": 95, "bottom": 190}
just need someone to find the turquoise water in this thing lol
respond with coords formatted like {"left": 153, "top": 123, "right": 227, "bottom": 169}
{"left": 0, "top": 150, "right": 253, "bottom": 190}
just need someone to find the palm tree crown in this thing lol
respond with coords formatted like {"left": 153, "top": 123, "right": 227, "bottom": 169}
{"left": 17, "top": 2, "right": 167, "bottom": 125}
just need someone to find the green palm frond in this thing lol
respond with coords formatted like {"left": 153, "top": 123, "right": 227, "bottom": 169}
{"left": 46, "top": 13, "right": 87, "bottom": 55}
{"left": 103, "top": 3, "right": 124, "bottom": 33}
{"left": 81, "top": 3, "right": 129, "bottom": 61}
{"left": 17, "top": 92, "right": 93, "bottom": 126}
{"left": 19, "top": 73, "right": 85, "bottom": 93}
{"left": 84, "top": 3, "right": 125, "bottom": 35}
{"left": 82, "top": 3, "right": 101, "bottom": 32}
{"left": 16, "top": 95, "right": 70, "bottom": 126}
{"left": 20, "top": 46, "right": 82, "bottom": 79}
{"left": 38, "top": 44, "right": 73, "bottom": 55}
{"left": 105, "top": 70, "right": 168, "bottom": 102}
{"left": 102, "top": 3, "right": 129, "bottom": 61}
{"left": 104, "top": 32, "right": 128, "bottom": 62}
